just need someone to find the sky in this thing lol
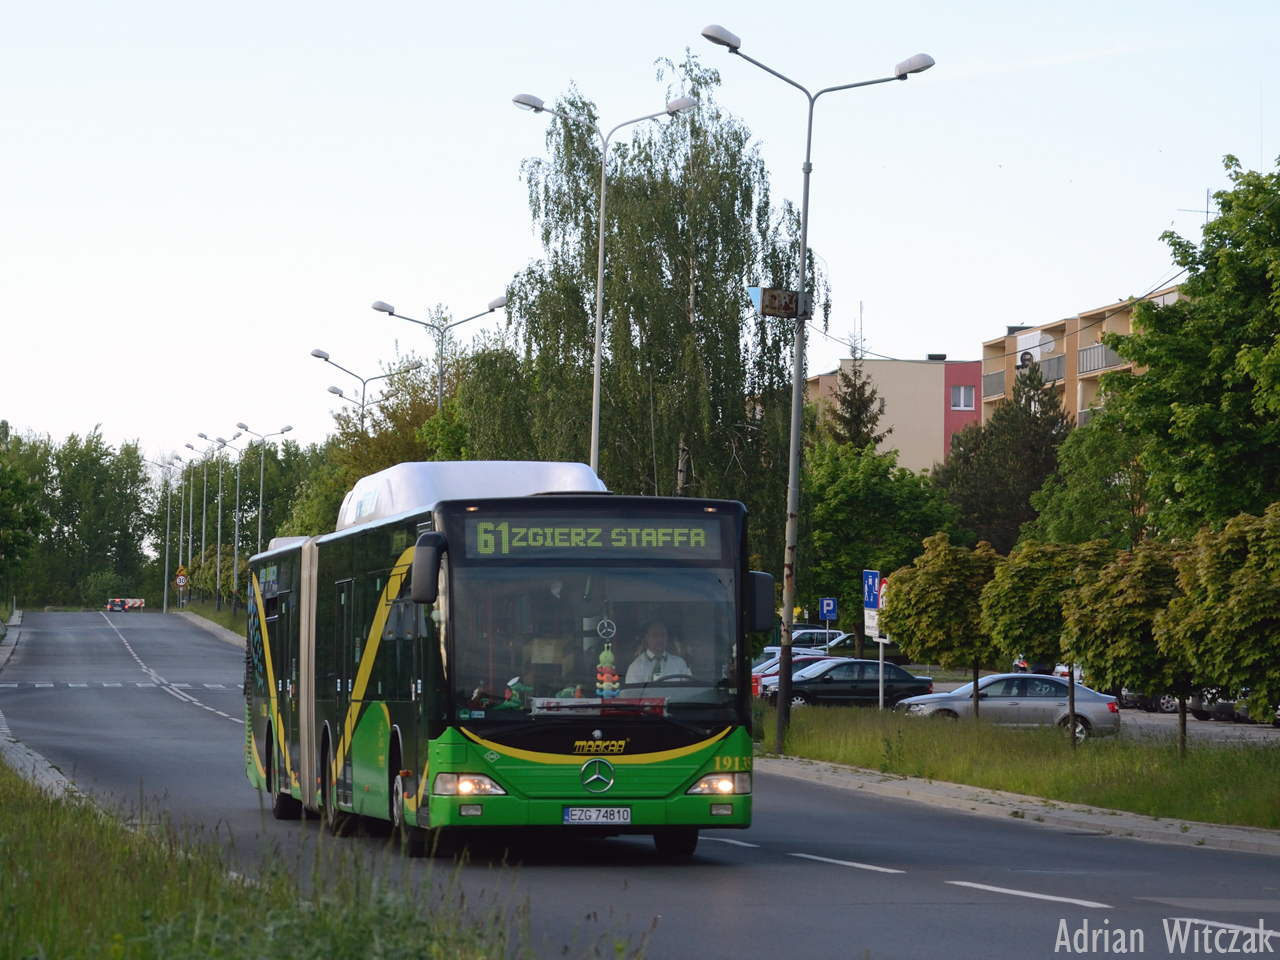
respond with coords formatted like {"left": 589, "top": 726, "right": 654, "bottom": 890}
{"left": 2, "top": 0, "right": 1277, "bottom": 465}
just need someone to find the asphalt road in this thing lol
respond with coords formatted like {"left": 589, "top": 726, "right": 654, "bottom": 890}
{"left": 3, "top": 612, "right": 1279, "bottom": 960}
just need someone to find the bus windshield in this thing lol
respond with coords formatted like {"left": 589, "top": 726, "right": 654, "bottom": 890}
{"left": 449, "top": 565, "right": 740, "bottom": 724}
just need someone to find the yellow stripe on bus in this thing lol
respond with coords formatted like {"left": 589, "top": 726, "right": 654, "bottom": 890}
{"left": 460, "top": 726, "right": 731, "bottom": 765}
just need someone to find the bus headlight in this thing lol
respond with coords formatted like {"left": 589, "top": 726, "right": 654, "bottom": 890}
{"left": 687, "top": 772, "right": 751, "bottom": 795}
{"left": 433, "top": 773, "right": 506, "bottom": 796}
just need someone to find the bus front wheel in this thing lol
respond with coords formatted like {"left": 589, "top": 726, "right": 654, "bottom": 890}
{"left": 653, "top": 828, "right": 699, "bottom": 858}
{"left": 392, "top": 773, "right": 426, "bottom": 857}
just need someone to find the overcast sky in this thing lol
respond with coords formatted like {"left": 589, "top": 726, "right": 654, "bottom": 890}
{"left": 2, "top": 0, "right": 1276, "bottom": 463}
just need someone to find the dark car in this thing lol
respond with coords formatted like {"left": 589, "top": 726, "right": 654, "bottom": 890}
{"left": 106, "top": 598, "right": 126, "bottom": 612}
{"left": 781, "top": 659, "right": 933, "bottom": 708}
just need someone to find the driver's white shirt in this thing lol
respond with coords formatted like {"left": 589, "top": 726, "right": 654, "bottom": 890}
{"left": 625, "top": 650, "right": 691, "bottom": 684}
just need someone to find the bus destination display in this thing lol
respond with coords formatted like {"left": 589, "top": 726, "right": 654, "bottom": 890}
{"left": 465, "top": 517, "right": 721, "bottom": 560}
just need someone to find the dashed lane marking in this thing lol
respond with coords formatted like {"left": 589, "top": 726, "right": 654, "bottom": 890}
{"left": 945, "top": 881, "right": 1111, "bottom": 908}
{"left": 703, "top": 837, "right": 760, "bottom": 848}
{"left": 789, "top": 853, "right": 905, "bottom": 874}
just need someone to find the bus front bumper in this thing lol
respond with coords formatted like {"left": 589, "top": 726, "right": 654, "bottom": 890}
{"left": 425, "top": 793, "right": 751, "bottom": 829}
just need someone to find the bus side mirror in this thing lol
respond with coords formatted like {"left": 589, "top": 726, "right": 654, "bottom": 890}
{"left": 747, "top": 571, "right": 775, "bottom": 633}
{"left": 410, "top": 532, "right": 447, "bottom": 605}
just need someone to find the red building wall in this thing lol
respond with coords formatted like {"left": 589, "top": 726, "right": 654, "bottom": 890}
{"left": 943, "top": 361, "right": 982, "bottom": 460}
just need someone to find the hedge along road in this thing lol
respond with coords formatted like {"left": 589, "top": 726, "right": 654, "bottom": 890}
{"left": 1, "top": 612, "right": 1278, "bottom": 960}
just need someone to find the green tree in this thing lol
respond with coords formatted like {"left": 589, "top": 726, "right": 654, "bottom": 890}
{"left": 933, "top": 364, "right": 1072, "bottom": 554}
{"left": 0, "top": 457, "right": 42, "bottom": 591}
{"left": 1157, "top": 505, "right": 1280, "bottom": 728}
{"left": 1062, "top": 540, "right": 1194, "bottom": 754}
{"left": 879, "top": 532, "right": 1002, "bottom": 715}
{"left": 463, "top": 57, "right": 822, "bottom": 578}
{"left": 802, "top": 443, "right": 959, "bottom": 656}
{"left": 1022, "top": 409, "right": 1147, "bottom": 550}
{"left": 980, "top": 540, "right": 1113, "bottom": 668}
{"left": 823, "top": 347, "right": 889, "bottom": 448}
{"left": 1105, "top": 158, "right": 1280, "bottom": 538}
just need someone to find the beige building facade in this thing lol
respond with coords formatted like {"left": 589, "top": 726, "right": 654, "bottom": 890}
{"left": 807, "top": 356, "right": 982, "bottom": 473}
{"left": 980, "top": 285, "right": 1181, "bottom": 425}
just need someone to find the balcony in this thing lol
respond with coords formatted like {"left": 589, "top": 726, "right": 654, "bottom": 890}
{"left": 1078, "top": 342, "right": 1126, "bottom": 375}
{"left": 982, "top": 369, "right": 1005, "bottom": 399}
{"left": 1077, "top": 408, "right": 1093, "bottom": 427}
{"left": 1037, "top": 354, "right": 1066, "bottom": 383}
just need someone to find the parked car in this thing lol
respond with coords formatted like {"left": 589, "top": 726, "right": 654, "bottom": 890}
{"left": 1012, "top": 655, "right": 1054, "bottom": 675}
{"left": 791, "top": 628, "right": 844, "bottom": 649}
{"left": 771, "top": 659, "right": 932, "bottom": 708}
{"left": 753, "top": 652, "right": 836, "bottom": 677}
{"left": 1123, "top": 690, "right": 1180, "bottom": 714}
{"left": 759, "top": 657, "right": 845, "bottom": 696}
{"left": 822, "top": 633, "right": 911, "bottom": 665}
{"left": 895, "top": 673, "right": 1120, "bottom": 739}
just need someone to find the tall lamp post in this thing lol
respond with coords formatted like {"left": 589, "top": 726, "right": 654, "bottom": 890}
{"left": 220, "top": 437, "right": 246, "bottom": 614}
{"left": 144, "top": 456, "right": 180, "bottom": 614}
{"left": 174, "top": 455, "right": 186, "bottom": 606}
{"left": 372, "top": 298, "right": 506, "bottom": 413}
{"left": 236, "top": 423, "right": 293, "bottom": 556}
{"left": 191, "top": 435, "right": 219, "bottom": 601}
{"left": 212, "top": 433, "right": 241, "bottom": 612}
{"left": 311, "top": 350, "right": 423, "bottom": 430}
{"left": 511, "top": 92, "right": 696, "bottom": 473}
{"left": 702, "top": 24, "right": 934, "bottom": 750}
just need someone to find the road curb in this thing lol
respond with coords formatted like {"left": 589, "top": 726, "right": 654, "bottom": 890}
{"left": 755, "top": 756, "right": 1280, "bottom": 858}
{"left": 0, "top": 630, "right": 21, "bottom": 674}
{"left": 174, "top": 611, "right": 246, "bottom": 650}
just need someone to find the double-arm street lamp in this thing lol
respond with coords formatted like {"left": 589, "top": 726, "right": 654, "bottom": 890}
{"left": 236, "top": 423, "right": 293, "bottom": 556}
{"left": 702, "top": 23, "right": 934, "bottom": 749}
{"left": 311, "top": 349, "right": 423, "bottom": 430}
{"left": 211, "top": 433, "right": 241, "bottom": 612}
{"left": 144, "top": 455, "right": 181, "bottom": 614}
{"left": 190, "top": 435, "right": 220, "bottom": 601}
{"left": 511, "top": 91, "right": 696, "bottom": 473}
{"left": 372, "top": 298, "right": 507, "bottom": 414}
{"left": 218, "top": 436, "right": 247, "bottom": 614}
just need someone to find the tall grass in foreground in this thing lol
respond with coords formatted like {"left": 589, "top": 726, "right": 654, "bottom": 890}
{"left": 754, "top": 703, "right": 1280, "bottom": 830}
{"left": 0, "top": 763, "right": 642, "bottom": 960}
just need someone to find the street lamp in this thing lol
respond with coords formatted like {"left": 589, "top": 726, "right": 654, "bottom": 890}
{"left": 236, "top": 423, "right": 293, "bottom": 556}
{"left": 212, "top": 433, "right": 241, "bottom": 612}
{"left": 373, "top": 298, "right": 506, "bottom": 413}
{"left": 312, "top": 349, "right": 423, "bottom": 429}
{"left": 192, "top": 435, "right": 219, "bottom": 601}
{"left": 512, "top": 91, "right": 696, "bottom": 473}
{"left": 144, "top": 456, "right": 180, "bottom": 614}
{"left": 703, "top": 23, "right": 933, "bottom": 749}
{"left": 221, "top": 437, "right": 246, "bottom": 614}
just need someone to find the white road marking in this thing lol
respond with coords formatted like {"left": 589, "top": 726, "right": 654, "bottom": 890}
{"left": 171, "top": 683, "right": 192, "bottom": 689}
{"left": 945, "top": 881, "right": 1111, "bottom": 908}
{"left": 790, "top": 853, "right": 905, "bottom": 874}
{"left": 0, "top": 683, "right": 17, "bottom": 688}
{"left": 136, "top": 682, "right": 155, "bottom": 687}
{"left": 0, "top": 706, "right": 10, "bottom": 736}
{"left": 68, "top": 683, "right": 87, "bottom": 688}
{"left": 34, "top": 683, "right": 53, "bottom": 688}
{"left": 102, "top": 682, "right": 122, "bottom": 687}
{"left": 703, "top": 837, "right": 760, "bottom": 848}
{"left": 204, "top": 683, "right": 225, "bottom": 689}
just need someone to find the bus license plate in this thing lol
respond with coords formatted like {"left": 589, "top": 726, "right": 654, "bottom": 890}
{"left": 563, "top": 807, "right": 631, "bottom": 825}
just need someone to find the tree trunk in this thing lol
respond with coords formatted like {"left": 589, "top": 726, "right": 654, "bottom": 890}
{"left": 854, "top": 622, "right": 865, "bottom": 661}
{"left": 1068, "top": 662, "right": 1076, "bottom": 752}
{"left": 1178, "top": 696, "right": 1187, "bottom": 760}
{"left": 972, "top": 661, "right": 980, "bottom": 719}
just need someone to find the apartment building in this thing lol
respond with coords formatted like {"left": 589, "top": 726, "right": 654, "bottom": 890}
{"left": 806, "top": 356, "right": 982, "bottom": 472}
{"left": 980, "top": 285, "right": 1181, "bottom": 425}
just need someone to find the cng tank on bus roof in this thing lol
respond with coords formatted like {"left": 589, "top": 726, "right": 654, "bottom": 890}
{"left": 333, "top": 461, "right": 607, "bottom": 532}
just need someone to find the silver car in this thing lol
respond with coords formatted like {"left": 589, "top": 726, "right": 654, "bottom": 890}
{"left": 894, "top": 672, "right": 1120, "bottom": 739}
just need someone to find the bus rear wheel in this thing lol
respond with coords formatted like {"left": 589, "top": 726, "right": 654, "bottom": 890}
{"left": 268, "top": 730, "right": 302, "bottom": 820}
{"left": 323, "top": 745, "right": 349, "bottom": 836}
{"left": 653, "top": 828, "right": 699, "bottom": 858}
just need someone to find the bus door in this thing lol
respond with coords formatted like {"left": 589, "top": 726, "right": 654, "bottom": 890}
{"left": 276, "top": 590, "right": 297, "bottom": 788}
{"left": 335, "top": 578, "right": 355, "bottom": 806}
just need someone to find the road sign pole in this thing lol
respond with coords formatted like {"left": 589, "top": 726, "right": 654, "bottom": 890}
{"left": 879, "top": 639, "right": 885, "bottom": 710}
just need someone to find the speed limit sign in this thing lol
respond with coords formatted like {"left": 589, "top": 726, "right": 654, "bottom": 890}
{"left": 175, "top": 575, "right": 188, "bottom": 587}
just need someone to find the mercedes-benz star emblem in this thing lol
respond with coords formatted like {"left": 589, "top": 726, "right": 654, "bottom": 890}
{"left": 596, "top": 619, "right": 617, "bottom": 640}
{"left": 580, "top": 758, "right": 615, "bottom": 793}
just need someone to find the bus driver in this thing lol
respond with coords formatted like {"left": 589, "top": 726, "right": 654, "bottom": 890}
{"left": 625, "top": 621, "right": 691, "bottom": 684}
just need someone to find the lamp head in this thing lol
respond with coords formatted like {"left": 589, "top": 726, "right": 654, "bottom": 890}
{"left": 894, "top": 53, "right": 935, "bottom": 78}
{"left": 198, "top": 432, "right": 208, "bottom": 440}
{"left": 328, "top": 386, "right": 344, "bottom": 397}
{"left": 235, "top": 422, "right": 249, "bottom": 431}
{"left": 371, "top": 301, "right": 395, "bottom": 314}
{"left": 666, "top": 96, "right": 696, "bottom": 115}
{"left": 280, "top": 425, "right": 293, "bottom": 434}
{"left": 185, "top": 443, "right": 195, "bottom": 450}
{"left": 231, "top": 431, "right": 242, "bottom": 441}
{"left": 406, "top": 360, "right": 424, "bottom": 371}
{"left": 310, "top": 348, "right": 330, "bottom": 360}
{"left": 512, "top": 93, "right": 545, "bottom": 113}
{"left": 216, "top": 437, "right": 227, "bottom": 444}
{"left": 487, "top": 296, "right": 508, "bottom": 311}
{"left": 701, "top": 24, "right": 741, "bottom": 51}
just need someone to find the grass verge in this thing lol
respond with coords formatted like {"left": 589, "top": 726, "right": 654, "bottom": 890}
{"left": 0, "top": 761, "right": 588, "bottom": 960}
{"left": 753, "top": 702, "right": 1280, "bottom": 830}
{"left": 176, "top": 598, "right": 248, "bottom": 637}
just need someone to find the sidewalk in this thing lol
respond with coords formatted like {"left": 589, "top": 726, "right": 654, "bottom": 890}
{"left": 755, "top": 754, "right": 1280, "bottom": 857}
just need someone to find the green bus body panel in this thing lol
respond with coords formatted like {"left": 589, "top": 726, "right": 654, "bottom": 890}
{"left": 350, "top": 702, "right": 392, "bottom": 816}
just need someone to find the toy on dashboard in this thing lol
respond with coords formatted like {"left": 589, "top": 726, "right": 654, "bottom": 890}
{"left": 596, "top": 643, "right": 620, "bottom": 698}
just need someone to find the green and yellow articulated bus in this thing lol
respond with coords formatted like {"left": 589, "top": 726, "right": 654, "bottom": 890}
{"left": 244, "top": 461, "right": 774, "bottom": 856}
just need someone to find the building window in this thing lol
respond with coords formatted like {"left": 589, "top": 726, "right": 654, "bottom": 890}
{"left": 951, "top": 385, "right": 975, "bottom": 410}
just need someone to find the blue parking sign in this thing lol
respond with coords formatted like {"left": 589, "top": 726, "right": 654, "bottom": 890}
{"left": 819, "top": 597, "right": 837, "bottom": 621}
{"left": 863, "top": 570, "right": 880, "bottom": 609}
